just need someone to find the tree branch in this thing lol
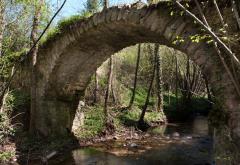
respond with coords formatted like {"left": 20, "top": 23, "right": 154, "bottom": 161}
{"left": 175, "top": 1, "right": 240, "bottom": 67}
{"left": 0, "top": 0, "right": 67, "bottom": 106}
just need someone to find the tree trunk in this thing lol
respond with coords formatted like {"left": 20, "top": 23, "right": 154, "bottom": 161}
{"left": 213, "top": 0, "right": 225, "bottom": 25}
{"left": 93, "top": 70, "right": 99, "bottom": 104}
{"left": 0, "top": 0, "right": 5, "bottom": 57}
{"left": 128, "top": 44, "right": 141, "bottom": 109}
{"left": 185, "top": 55, "right": 192, "bottom": 105}
{"left": 0, "top": 0, "right": 5, "bottom": 110}
{"left": 155, "top": 44, "right": 163, "bottom": 112}
{"left": 110, "top": 57, "right": 117, "bottom": 104}
{"left": 30, "top": 0, "right": 45, "bottom": 133}
{"left": 231, "top": 0, "right": 240, "bottom": 29}
{"left": 104, "top": 56, "right": 113, "bottom": 129}
{"left": 203, "top": 75, "right": 212, "bottom": 102}
{"left": 111, "top": 76, "right": 117, "bottom": 104}
{"left": 104, "top": 0, "right": 109, "bottom": 9}
{"left": 193, "top": 0, "right": 240, "bottom": 97}
{"left": 175, "top": 56, "right": 179, "bottom": 109}
{"left": 138, "top": 45, "right": 157, "bottom": 127}
{"left": 102, "top": 0, "right": 114, "bottom": 133}
{"left": 176, "top": 1, "right": 240, "bottom": 67}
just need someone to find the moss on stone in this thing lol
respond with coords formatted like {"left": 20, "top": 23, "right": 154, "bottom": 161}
{"left": 208, "top": 98, "right": 229, "bottom": 129}
{"left": 40, "top": 14, "right": 91, "bottom": 46}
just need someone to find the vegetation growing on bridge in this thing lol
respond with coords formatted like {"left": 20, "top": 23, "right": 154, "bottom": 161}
{"left": 0, "top": 0, "right": 240, "bottom": 164}
{"left": 40, "top": 14, "right": 90, "bottom": 45}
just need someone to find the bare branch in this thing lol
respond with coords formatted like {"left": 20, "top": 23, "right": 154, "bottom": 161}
{"left": 192, "top": 0, "right": 240, "bottom": 97}
{"left": 232, "top": 0, "right": 240, "bottom": 29}
{"left": 175, "top": 1, "right": 240, "bottom": 67}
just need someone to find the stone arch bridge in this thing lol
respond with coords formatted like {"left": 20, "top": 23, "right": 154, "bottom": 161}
{"left": 16, "top": 1, "right": 240, "bottom": 162}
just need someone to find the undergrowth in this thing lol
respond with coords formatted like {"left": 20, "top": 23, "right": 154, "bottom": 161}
{"left": 0, "top": 90, "right": 30, "bottom": 163}
{"left": 74, "top": 105, "right": 163, "bottom": 138}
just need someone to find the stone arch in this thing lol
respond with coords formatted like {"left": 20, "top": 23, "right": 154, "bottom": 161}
{"left": 33, "top": 2, "right": 239, "bottom": 144}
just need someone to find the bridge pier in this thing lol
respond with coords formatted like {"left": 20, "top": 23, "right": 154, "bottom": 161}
{"left": 210, "top": 95, "right": 240, "bottom": 164}
{"left": 214, "top": 121, "right": 240, "bottom": 165}
{"left": 34, "top": 97, "right": 79, "bottom": 137}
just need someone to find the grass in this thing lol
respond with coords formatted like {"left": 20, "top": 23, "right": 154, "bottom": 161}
{"left": 73, "top": 87, "right": 211, "bottom": 139}
{"left": 74, "top": 106, "right": 104, "bottom": 139}
{"left": 74, "top": 104, "right": 164, "bottom": 138}
{"left": 40, "top": 12, "right": 93, "bottom": 46}
{"left": 117, "top": 107, "right": 141, "bottom": 127}
{"left": 118, "top": 106, "right": 162, "bottom": 127}
{"left": 131, "top": 86, "right": 155, "bottom": 108}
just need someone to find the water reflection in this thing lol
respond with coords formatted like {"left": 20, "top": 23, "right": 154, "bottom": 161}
{"left": 192, "top": 116, "right": 209, "bottom": 136}
{"left": 50, "top": 116, "right": 213, "bottom": 165}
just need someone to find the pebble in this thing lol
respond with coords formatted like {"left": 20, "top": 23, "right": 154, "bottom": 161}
{"left": 172, "top": 132, "right": 180, "bottom": 137}
{"left": 145, "top": 133, "right": 150, "bottom": 137}
{"left": 165, "top": 136, "right": 170, "bottom": 139}
{"left": 113, "top": 136, "right": 119, "bottom": 140}
{"left": 183, "top": 136, "right": 192, "bottom": 140}
{"left": 129, "top": 143, "right": 138, "bottom": 148}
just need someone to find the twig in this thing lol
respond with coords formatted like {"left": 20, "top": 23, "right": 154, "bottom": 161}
{"left": 231, "top": 0, "right": 240, "bottom": 29}
{"left": 213, "top": 0, "right": 225, "bottom": 26}
{"left": 175, "top": 1, "right": 240, "bottom": 66}
{"left": 192, "top": 0, "right": 240, "bottom": 97}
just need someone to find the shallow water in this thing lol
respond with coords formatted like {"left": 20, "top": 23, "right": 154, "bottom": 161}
{"left": 48, "top": 116, "right": 213, "bottom": 165}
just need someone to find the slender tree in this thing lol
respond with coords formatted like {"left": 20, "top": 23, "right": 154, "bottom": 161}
{"left": 177, "top": 56, "right": 204, "bottom": 106}
{"left": 0, "top": 0, "right": 67, "bottom": 110}
{"left": 213, "top": 0, "right": 225, "bottom": 26}
{"left": 0, "top": 0, "right": 5, "bottom": 57}
{"left": 138, "top": 45, "right": 157, "bottom": 128}
{"left": 175, "top": 55, "right": 179, "bottom": 109}
{"left": 175, "top": 1, "right": 240, "bottom": 67}
{"left": 203, "top": 75, "right": 212, "bottom": 102}
{"left": 103, "top": 57, "right": 114, "bottom": 131}
{"left": 128, "top": 44, "right": 141, "bottom": 109}
{"left": 84, "top": 0, "right": 101, "bottom": 104}
{"left": 111, "top": 70, "right": 117, "bottom": 104}
{"left": 155, "top": 44, "right": 163, "bottom": 112}
{"left": 30, "top": 0, "right": 45, "bottom": 133}
{"left": 192, "top": 0, "right": 240, "bottom": 97}
{"left": 103, "top": 0, "right": 109, "bottom": 9}
{"left": 231, "top": 0, "right": 240, "bottom": 29}
{"left": 103, "top": 0, "right": 114, "bottom": 132}
{"left": 0, "top": 0, "right": 6, "bottom": 112}
{"left": 93, "top": 71, "right": 99, "bottom": 104}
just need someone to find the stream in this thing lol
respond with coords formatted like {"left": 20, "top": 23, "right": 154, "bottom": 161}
{"left": 46, "top": 116, "right": 213, "bottom": 165}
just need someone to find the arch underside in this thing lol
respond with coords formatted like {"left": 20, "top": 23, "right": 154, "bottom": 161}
{"left": 37, "top": 4, "right": 217, "bottom": 100}
{"left": 33, "top": 3, "right": 240, "bottom": 158}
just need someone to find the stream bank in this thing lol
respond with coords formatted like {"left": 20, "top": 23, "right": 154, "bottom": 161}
{"left": 40, "top": 116, "right": 213, "bottom": 165}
